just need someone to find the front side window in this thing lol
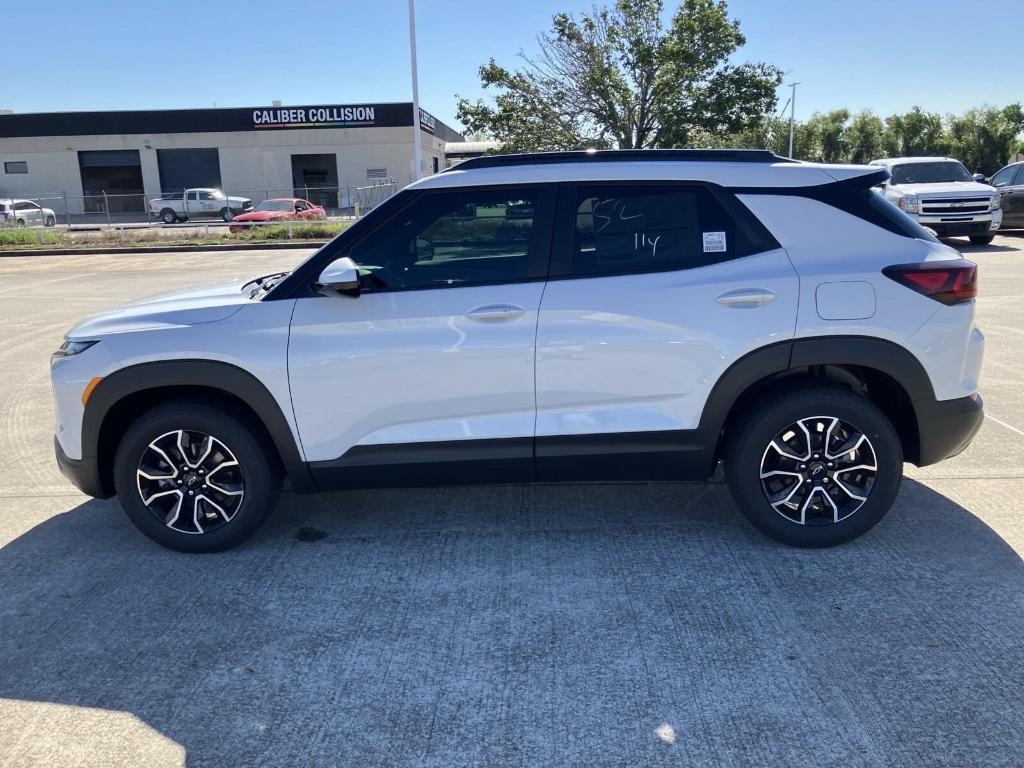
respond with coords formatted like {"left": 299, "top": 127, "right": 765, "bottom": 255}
{"left": 350, "top": 188, "right": 544, "bottom": 290}
{"left": 15, "top": 201, "right": 39, "bottom": 211}
{"left": 559, "top": 185, "right": 740, "bottom": 278}
{"left": 255, "top": 200, "right": 295, "bottom": 212}
{"left": 990, "top": 165, "right": 1020, "bottom": 188}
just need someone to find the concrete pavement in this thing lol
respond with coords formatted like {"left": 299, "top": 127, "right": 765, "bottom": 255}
{"left": 0, "top": 239, "right": 1022, "bottom": 767}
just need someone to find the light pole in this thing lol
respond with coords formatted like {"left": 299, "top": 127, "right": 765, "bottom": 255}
{"left": 408, "top": 0, "right": 422, "bottom": 182}
{"left": 788, "top": 81, "right": 799, "bottom": 159}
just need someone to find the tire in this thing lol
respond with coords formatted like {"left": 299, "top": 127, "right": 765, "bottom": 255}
{"left": 45, "top": 215, "right": 56, "bottom": 227}
{"left": 15, "top": 218, "right": 25, "bottom": 228}
{"left": 724, "top": 386, "right": 903, "bottom": 548}
{"left": 160, "top": 208, "right": 178, "bottom": 225}
{"left": 113, "top": 402, "right": 281, "bottom": 553}
{"left": 969, "top": 235, "right": 994, "bottom": 245}
{"left": 221, "top": 207, "right": 233, "bottom": 222}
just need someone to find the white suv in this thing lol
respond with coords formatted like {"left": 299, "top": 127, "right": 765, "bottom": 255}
{"left": 51, "top": 150, "right": 985, "bottom": 552}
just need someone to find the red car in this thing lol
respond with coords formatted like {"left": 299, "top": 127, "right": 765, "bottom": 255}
{"left": 229, "top": 198, "right": 325, "bottom": 232}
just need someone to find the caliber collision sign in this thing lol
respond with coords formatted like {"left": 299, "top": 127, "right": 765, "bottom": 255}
{"left": 252, "top": 105, "right": 377, "bottom": 129}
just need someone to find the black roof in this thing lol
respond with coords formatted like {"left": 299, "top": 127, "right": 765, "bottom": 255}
{"left": 446, "top": 148, "right": 793, "bottom": 171}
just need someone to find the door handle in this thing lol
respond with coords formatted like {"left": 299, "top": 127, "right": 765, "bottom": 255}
{"left": 715, "top": 288, "right": 777, "bottom": 308}
{"left": 466, "top": 304, "right": 526, "bottom": 322}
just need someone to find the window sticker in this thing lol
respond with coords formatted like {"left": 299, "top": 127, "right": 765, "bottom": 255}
{"left": 703, "top": 231, "right": 727, "bottom": 253}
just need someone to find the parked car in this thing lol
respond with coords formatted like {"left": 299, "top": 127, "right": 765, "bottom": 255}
{"left": 228, "top": 198, "right": 326, "bottom": 232}
{"left": 868, "top": 157, "right": 1001, "bottom": 244}
{"left": 1, "top": 198, "right": 57, "bottom": 227}
{"left": 52, "top": 149, "right": 984, "bottom": 552}
{"left": 987, "top": 161, "right": 1024, "bottom": 230}
{"left": 148, "top": 188, "right": 253, "bottom": 224}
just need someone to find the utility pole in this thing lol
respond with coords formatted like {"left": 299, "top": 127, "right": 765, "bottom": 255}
{"left": 788, "top": 82, "right": 799, "bottom": 159}
{"left": 408, "top": 0, "right": 422, "bottom": 182}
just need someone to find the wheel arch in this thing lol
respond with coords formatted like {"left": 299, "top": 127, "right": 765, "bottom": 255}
{"left": 85, "top": 360, "right": 313, "bottom": 496}
{"left": 701, "top": 336, "right": 933, "bottom": 467}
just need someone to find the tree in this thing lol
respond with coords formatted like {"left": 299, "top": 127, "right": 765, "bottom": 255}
{"left": 946, "top": 105, "right": 1024, "bottom": 175}
{"left": 882, "top": 107, "right": 947, "bottom": 157}
{"left": 845, "top": 111, "right": 885, "bottom": 164}
{"left": 804, "top": 109, "right": 850, "bottom": 162}
{"left": 456, "top": 0, "right": 782, "bottom": 151}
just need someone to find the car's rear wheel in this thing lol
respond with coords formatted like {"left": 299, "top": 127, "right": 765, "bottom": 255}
{"left": 160, "top": 208, "right": 177, "bottom": 225}
{"left": 969, "top": 234, "right": 994, "bottom": 245}
{"left": 15, "top": 218, "right": 25, "bottom": 228}
{"left": 113, "top": 402, "right": 281, "bottom": 552}
{"left": 725, "top": 387, "right": 902, "bottom": 547}
{"left": 45, "top": 214, "right": 56, "bottom": 227}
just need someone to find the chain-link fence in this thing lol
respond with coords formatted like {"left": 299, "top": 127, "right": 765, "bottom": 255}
{"left": 1, "top": 179, "right": 398, "bottom": 229}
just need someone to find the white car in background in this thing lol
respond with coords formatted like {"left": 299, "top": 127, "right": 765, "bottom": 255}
{"left": 148, "top": 188, "right": 253, "bottom": 224}
{"left": 869, "top": 157, "right": 1001, "bottom": 245}
{"left": 0, "top": 198, "right": 57, "bottom": 227}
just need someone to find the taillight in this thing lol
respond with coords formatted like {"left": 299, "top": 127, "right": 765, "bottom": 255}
{"left": 882, "top": 261, "right": 977, "bottom": 305}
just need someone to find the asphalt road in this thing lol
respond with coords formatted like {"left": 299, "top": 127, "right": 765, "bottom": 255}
{"left": 1, "top": 238, "right": 1022, "bottom": 767}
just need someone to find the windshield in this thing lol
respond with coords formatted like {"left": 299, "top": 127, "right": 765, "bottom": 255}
{"left": 254, "top": 200, "right": 295, "bottom": 212}
{"left": 890, "top": 161, "right": 972, "bottom": 185}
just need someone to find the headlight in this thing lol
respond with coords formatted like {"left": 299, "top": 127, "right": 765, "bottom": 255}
{"left": 990, "top": 195, "right": 1001, "bottom": 211}
{"left": 52, "top": 339, "right": 98, "bottom": 362}
{"left": 896, "top": 194, "right": 919, "bottom": 214}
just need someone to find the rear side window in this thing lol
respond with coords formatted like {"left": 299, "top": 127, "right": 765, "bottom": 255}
{"left": 865, "top": 189, "right": 938, "bottom": 242}
{"left": 556, "top": 185, "right": 757, "bottom": 278}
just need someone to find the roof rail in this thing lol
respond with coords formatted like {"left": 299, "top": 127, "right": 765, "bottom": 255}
{"left": 445, "top": 148, "right": 794, "bottom": 172}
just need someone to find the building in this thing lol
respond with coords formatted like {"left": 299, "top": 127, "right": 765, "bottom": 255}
{"left": 0, "top": 102, "right": 463, "bottom": 214}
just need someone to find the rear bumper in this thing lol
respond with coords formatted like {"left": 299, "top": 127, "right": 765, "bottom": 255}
{"left": 54, "top": 436, "right": 112, "bottom": 499}
{"left": 915, "top": 393, "right": 984, "bottom": 467}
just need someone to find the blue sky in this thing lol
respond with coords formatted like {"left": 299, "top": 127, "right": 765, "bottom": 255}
{"left": 6, "top": 0, "right": 1022, "bottom": 131}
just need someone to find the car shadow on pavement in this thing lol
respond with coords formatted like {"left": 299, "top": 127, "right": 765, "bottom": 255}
{"left": 1, "top": 478, "right": 1022, "bottom": 768}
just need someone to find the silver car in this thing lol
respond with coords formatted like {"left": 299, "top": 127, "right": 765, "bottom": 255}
{"left": 0, "top": 199, "right": 57, "bottom": 227}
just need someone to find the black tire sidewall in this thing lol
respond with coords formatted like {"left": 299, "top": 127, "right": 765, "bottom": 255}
{"left": 969, "top": 235, "right": 994, "bottom": 245}
{"left": 161, "top": 209, "right": 176, "bottom": 224}
{"left": 113, "top": 403, "right": 279, "bottom": 552}
{"left": 726, "top": 388, "right": 903, "bottom": 547}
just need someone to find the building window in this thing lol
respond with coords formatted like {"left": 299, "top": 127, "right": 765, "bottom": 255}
{"left": 367, "top": 168, "right": 388, "bottom": 181}
{"left": 4, "top": 161, "right": 28, "bottom": 174}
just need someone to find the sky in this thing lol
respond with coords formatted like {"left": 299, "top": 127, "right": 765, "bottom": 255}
{"left": 5, "top": 0, "right": 1022, "bottom": 132}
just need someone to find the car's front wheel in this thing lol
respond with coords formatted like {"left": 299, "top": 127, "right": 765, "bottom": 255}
{"left": 725, "top": 387, "right": 903, "bottom": 547}
{"left": 969, "top": 234, "right": 995, "bottom": 246}
{"left": 113, "top": 402, "right": 281, "bottom": 552}
{"left": 221, "top": 207, "right": 233, "bottom": 222}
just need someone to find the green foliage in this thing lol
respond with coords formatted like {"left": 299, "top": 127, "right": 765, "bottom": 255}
{"left": 882, "top": 107, "right": 948, "bottom": 158}
{"left": 456, "top": 0, "right": 782, "bottom": 151}
{"left": 845, "top": 111, "right": 885, "bottom": 164}
{"left": 0, "top": 228, "right": 62, "bottom": 247}
{"left": 946, "top": 105, "right": 1024, "bottom": 175}
{"left": 233, "top": 221, "right": 350, "bottom": 241}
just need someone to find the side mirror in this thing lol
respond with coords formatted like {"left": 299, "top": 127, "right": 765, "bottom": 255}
{"left": 414, "top": 237, "right": 434, "bottom": 261}
{"left": 973, "top": 173, "right": 987, "bottom": 183}
{"left": 317, "top": 256, "right": 360, "bottom": 296}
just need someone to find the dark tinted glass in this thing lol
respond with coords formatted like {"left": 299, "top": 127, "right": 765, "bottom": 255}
{"left": 564, "top": 185, "right": 738, "bottom": 277}
{"left": 890, "top": 162, "right": 972, "bottom": 184}
{"left": 865, "top": 189, "right": 938, "bottom": 241}
{"left": 351, "top": 189, "right": 540, "bottom": 289}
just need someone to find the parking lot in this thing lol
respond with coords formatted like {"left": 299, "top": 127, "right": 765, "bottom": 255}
{"left": 1, "top": 236, "right": 1022, "bottom": 766}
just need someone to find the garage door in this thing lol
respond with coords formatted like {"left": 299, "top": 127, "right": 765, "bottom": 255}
{"left": 157, "top": 148, "right": 222, "bottom": 194}
{"left": 77, "top": 150, "right": 144, "bottom": 213}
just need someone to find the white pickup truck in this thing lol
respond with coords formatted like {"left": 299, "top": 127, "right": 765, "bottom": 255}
{"left": 148, "top": 188, "right": 253, "bottom": 224}
{"left": 869, "top": 157, "right": 1002, "bottom": 245}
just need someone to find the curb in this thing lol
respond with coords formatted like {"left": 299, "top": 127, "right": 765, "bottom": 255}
{"left": 0, "top": 241, "right": 326, "bottom": 257}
